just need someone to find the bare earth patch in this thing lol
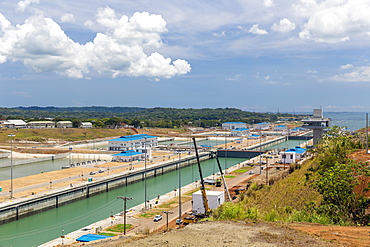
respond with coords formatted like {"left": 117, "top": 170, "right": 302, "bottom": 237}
{"left": 80, "top": 221, "right": 340, "bottom": 247}
{"left": 288, "top": 222, "right": 370, "bottom": 247}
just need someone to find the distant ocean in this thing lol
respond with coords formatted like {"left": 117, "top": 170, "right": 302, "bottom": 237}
{"left": 324, "top": 112, "right": 368, "bottom": 131}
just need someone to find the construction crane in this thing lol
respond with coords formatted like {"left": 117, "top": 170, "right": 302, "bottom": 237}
{"left": 215, "top": 154, "right": 232, "bottom": 201}
{"left": 192, "top": 137, "right": 211, "bottom": 216}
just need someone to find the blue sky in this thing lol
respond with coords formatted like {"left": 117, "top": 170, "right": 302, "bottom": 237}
{"left": 1, "top": 0, "right": 370, "bottom": 112}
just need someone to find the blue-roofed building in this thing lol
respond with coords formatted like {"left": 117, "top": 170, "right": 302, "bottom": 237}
{"left": 254, "top": 122, "right": 270, "bottom": 130}
{"left": 291, "top": 127, "right": 304, "bottom": 132}
{"left": 230, "top": 127, "right": 250, "bottom": 136}
{"left": 274, "top": 125, "right": 288, "bottom": 132}
{"left": 279, "top": 146, "right": 306, "bottom": 164}
{"left": 108, "top": 134, "right": 158, "bottom": 152}
{"left": 248, "top": 134, "right": 260, "bottom": 139}
{"left": 111, "top": 150, "right": 144, "bottom": 162}
{"left": 222, "top": 122, "right": 246, "bottom": 130}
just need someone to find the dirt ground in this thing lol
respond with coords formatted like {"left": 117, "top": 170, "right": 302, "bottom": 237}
{"left": 75, "top": 221, "right": 341, "bottom": 247}
{"left": 69, "top": 219, "right": 370, "bottom": 247}
{"left": 288, "top": 222, "right": 370, "bottom": 247}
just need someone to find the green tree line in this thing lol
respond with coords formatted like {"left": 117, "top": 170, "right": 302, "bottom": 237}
{"left": 0, "top": 107, "right": 300, "bottom": 128}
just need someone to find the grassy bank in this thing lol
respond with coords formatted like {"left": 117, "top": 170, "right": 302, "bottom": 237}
{"left": 211, "top": 159, "right": 329, "bottom": 224}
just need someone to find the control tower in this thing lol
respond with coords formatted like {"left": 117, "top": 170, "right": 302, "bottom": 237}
{"left": 302, "top": 109, "right": 330, "bottom": 145}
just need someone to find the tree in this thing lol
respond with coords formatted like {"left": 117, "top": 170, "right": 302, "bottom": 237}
{"left": 311, "top": 126, "right": 362, "bottom": 173}
{"left": 312, "top": 127, "right": 370, "bottom": 225}
{"left": 315, "top": 161, "right": 370, "bottom": 225}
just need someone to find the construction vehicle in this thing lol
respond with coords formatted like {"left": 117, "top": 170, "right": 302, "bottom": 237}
{"left": 183, "top": 215, "right": 196, "bottom": 225}
{"left": 216, "top": 178, "right": 222, "bottom": 187}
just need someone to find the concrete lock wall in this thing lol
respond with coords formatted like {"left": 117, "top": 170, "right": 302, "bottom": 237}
{"left": 2, "top": 153, "right": 69, "bottom": 168}
{"left": 0, "top": 153, "right": 209, "bottom": 225}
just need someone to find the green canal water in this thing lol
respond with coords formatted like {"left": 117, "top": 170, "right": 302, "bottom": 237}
{"left": 0, "top": 157, "right": 246, "bottom": 247}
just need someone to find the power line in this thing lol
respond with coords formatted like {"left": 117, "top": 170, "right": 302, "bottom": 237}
{"left": 0, "top": 199, "right": 122, "bottom": 241}
{"left": 117, "top": 196, "right": 133, "bottom": 235}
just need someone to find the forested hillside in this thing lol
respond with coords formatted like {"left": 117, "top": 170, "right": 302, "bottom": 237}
{"left": 0, "top": 107, "right": 300, "bottom": 128}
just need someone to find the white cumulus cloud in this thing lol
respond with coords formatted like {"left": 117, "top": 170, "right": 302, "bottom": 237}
{"left": 263, "top": 0, "right": 274, "bottom": 7}
{"left": 297, "top": 0, "right": 370, "bottom": 43}
{"left": 248, "top": 24, "right": 268, "bottom": 35}
{"left": 271, "top": 18, "right": 296, "bottom": 33}
{"left": 330, "top": 66, "right": 370, "bottom": 82}
{"left": 0, "top": 7, "right": 191, "bottom": 79}
{"left": 60, "top": 13, "right": 75, "bottom": 23}
{"left": 340, "top": 64, "right": 354, "bottom": 69}
{"left": 16, "top": 0, "right": 39, "bottom": 12}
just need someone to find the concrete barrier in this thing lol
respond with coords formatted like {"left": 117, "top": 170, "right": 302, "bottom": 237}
{"left": 0, "top": 153, "right": 209, "bottom": 225}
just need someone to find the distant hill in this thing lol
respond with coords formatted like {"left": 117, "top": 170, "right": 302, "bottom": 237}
{"left": 15, "top": 106, "right": 146, "bottom": 113}
{"left": 0, "top": 106, "right": 146, "bottom": 119}
{"left": 0, "top": 106, "right": 300, "bottom": 126}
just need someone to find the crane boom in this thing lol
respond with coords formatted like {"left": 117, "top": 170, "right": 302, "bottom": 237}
{"left": 192, "top": 137, "right": 210, "bottom": 215}
{"left": 215, "top": 154, "right": 232, "bottom": 201}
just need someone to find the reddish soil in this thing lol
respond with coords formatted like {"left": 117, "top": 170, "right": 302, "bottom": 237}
{"left": 288, "top": 222, "right": 370, "bottom": 247}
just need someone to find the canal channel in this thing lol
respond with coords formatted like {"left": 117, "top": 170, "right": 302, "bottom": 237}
{"left": 0, "top": 157, "right": 246, "bottom": 247}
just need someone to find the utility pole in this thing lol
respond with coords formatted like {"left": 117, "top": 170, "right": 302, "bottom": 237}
{"left": 162, "top": 211, "right": 174, "bottom": 231}
{"left": 366, "top": 113, "right": 369, "bottom": 154}
{"left": 8, "top": 133, "right": 15, "bottom": 198}
{"left": 265, "top": 156, "right": 269, "bottom": 185}
{"left": 259, "top": 132, "right": 262, "bottom": 174}
{"left": 117, "top": 196, "right": 133, "bottom": 235}
{"left": 68, "top": 140, "right": 72, "bottom": 166}
{"left": 178, "top": 151, "right": 182, "bottom": 226}
{"left": 144, "top": 137, "right": 147, "bottom": 210}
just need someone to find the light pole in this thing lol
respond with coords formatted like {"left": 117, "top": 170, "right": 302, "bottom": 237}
{"left": 68, "top": 140, "right": 72, "bottom": 165}
{"left": 117, "top": 196, "right": 133, "bottom": 235}
{"left": 8, "top": 134, "right": 15, "bottom": 198}
{"left": 130, "top": 141, "right": 133, "bottom": 170}
{"left": 61, "top": 227, "right": 65, "bottom": 245}
{"left": 224, "top": 132, "right": 227, "bottom": 173}
{"left": 259, "top": 132, "right": 262, "bottom": 174}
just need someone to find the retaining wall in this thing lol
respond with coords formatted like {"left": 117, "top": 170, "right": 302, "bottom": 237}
{"left": 1, "top": 153, "right": 69, "bottom": 168}
{"left": 0, "top": 152, "right": 210, "bottom": 225}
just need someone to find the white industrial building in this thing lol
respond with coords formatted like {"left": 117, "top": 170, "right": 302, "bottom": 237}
{"left": 108, "top": 134, "right": 158, "bottom": 152}
{"left": 111, "top": 150, "right": 146, "bottom": 162}
{"left": 2, "top": 120, "right": 27, "bottom": 128}
{"left": 80, "top": 122, "right": 93, "bottom": 128}
{"left": 254, "top": 122, "right": 270, "bottom": 130}
{"left": 27, "top": 121, "right": 55, "bottom": 129}
{"left": 57, "top": 121, "right": 73, "bottom": 128}
{"left": 279, "top": 147, "right": 306, "bottom": 164}
{"left": 192, "top": 190, "right": 225, "bottom": 215}
{"left": 222, "top": 122, "right": 247, "bottom": 130}
{"left": 230, "top": 128, "right": 250, "bottom": 136}
{"left": 274, "top": 125, "right": 288, "bottom": 132}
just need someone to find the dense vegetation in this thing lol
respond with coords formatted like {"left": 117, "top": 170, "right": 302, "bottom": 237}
{"left": 0, "top": 106, "right": 300, "bottom": 128}
{"left": 212, "top": 127, "right": 370, "bottom": 226}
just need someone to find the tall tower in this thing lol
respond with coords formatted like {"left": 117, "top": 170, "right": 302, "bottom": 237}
{"left": 302, "top": 109, "right": 330, "bottom": 145}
